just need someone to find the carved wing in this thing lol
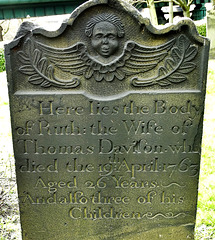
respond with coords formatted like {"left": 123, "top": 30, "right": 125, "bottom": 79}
{"left": 122, "top": 38, "right": 176, "bottom": 75}
{"left": 131, "top": 35, "right": 198, "bottom": 87}
{"left": 18, "top": 34, "right": 197, "bottom": 86}
{"left": 35, "top": 41, "right": 88, "bottom": 75}
{"left": 18, "top": 39, "right": 88, "bottom": 88}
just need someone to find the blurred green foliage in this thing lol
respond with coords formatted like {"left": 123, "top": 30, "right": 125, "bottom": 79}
{"left": 0, "top": 49, "right": 5, "bottom": 72}
{"left": 196, "top": 24, "right": 206, "bottom": 37}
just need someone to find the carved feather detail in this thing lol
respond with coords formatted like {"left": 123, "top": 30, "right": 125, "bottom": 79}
{"left": 132, "top": 35, "right": 198, "bottom": 87}
{"left": 18, "top": 39, "right": 80, "bottom": 88}
{"left": 18, "top": 36, "right": 178, "bottom": 87}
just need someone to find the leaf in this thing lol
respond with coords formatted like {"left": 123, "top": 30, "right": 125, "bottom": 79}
{"left": 38, "top": 58, "right": 48, "bottom": 74}
{"left": 85, "top": 66, "right": 93, "bottom": 79}
{"left": 171, "top": 48, "right": 182, "bottom": 62}
{"left": 28, "top": 74, "right": 44, "bottom": 85}
{"left": 158, "top": 67, "right": 168, "bottom": 76}
{"left": 47, "top": 65, "right": 54, "bottom": 79}
{"left": 18, "top": 51, "right": 29, "bottom": 64}
{"left": 184, "top": 45, "right": 198, "bottom": 62}
{"left": 165, "top": 58, "right": 175, "bottom": 71}
{"left": 19, "top": 65, "right": 35, "bottom": 75}
{"left": 167, "top": 73, "right": 186, "bottom": 83}
{"left": 177, "top": 62, "right": 196, "bottom": 74}
{"left": 104, "top": 72, "right": 115, "bottom": 82}
{"left": 94, "top": 71, "right": 103, "bottom": 82}
{"left": 33, "top": 49, "right": 41, "bottom": 65}
{"left": 115, "top": 69, "right": 125, "bottom": 80}
{"left": 41, "top": 80, "right": 51, "bottom": 88}
{"left": 157, "top": 80, "right": 171, "bottom": 86}
{"left": 177, "top": 35, "right": 190, "bottom": 53}
{"left": 100, "top": 65, "right": 109, "bottom": 74}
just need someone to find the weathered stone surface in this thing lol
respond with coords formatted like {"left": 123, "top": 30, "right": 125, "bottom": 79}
{"left": 5, "top": 0, "right": 210, "bottom": 239}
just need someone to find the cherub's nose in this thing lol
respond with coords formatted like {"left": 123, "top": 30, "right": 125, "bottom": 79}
{"left": 102, "top": 37, "right": 109, "bottom": 44}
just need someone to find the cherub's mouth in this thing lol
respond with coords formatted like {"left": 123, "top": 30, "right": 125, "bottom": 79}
{"left": 101, "top": 46, "right": 110, "bottom": 53}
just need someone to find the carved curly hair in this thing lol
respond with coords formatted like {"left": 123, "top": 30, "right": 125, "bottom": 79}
{"left": 85, "top": 13, "right": 125, "bottom": 38}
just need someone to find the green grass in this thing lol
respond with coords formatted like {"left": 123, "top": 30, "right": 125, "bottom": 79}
{"left": 196, "top": 24, "right": 207, "bottom": 37}
{"left": 0, "top": 49, "right": 5, "bottom": 72}
{"left": 0, "top": 70, "right": 21, "bottom": 240}
{"left": 195, "top": 60, "right": 215, "bottom": 239}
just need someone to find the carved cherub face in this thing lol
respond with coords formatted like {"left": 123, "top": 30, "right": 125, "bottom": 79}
{"left": 91, "top": 21, "right": 119, "bottom": 58}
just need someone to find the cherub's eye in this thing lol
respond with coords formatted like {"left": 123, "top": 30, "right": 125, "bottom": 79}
{"left": 108, "top": 34, "right": 116, "bottom": 40}
{"left": 95, "top": 34, "right": 103, "bottom": 39}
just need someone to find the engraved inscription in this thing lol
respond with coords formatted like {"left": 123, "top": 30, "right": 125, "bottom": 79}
{"left": 16, "top": 97, "right": 201, "bottom": 223}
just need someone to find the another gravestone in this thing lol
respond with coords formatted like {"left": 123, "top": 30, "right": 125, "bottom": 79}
{"left": 207, "top": 8, "right": 215, "bottom": 58}
{"left": 5, "top": 0, "right": 210, "bottom": 239}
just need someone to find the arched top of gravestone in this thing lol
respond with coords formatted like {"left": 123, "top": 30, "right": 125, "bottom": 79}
{"left": 5, "top": 0, "right": 210, "bottom": 100}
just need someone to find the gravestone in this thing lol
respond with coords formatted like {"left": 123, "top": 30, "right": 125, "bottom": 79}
{"left": 5, "top": 0, "right": 210, "bottom": 239}
{"left": 207, "top": 9, "right": 215, "bottom": 58}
